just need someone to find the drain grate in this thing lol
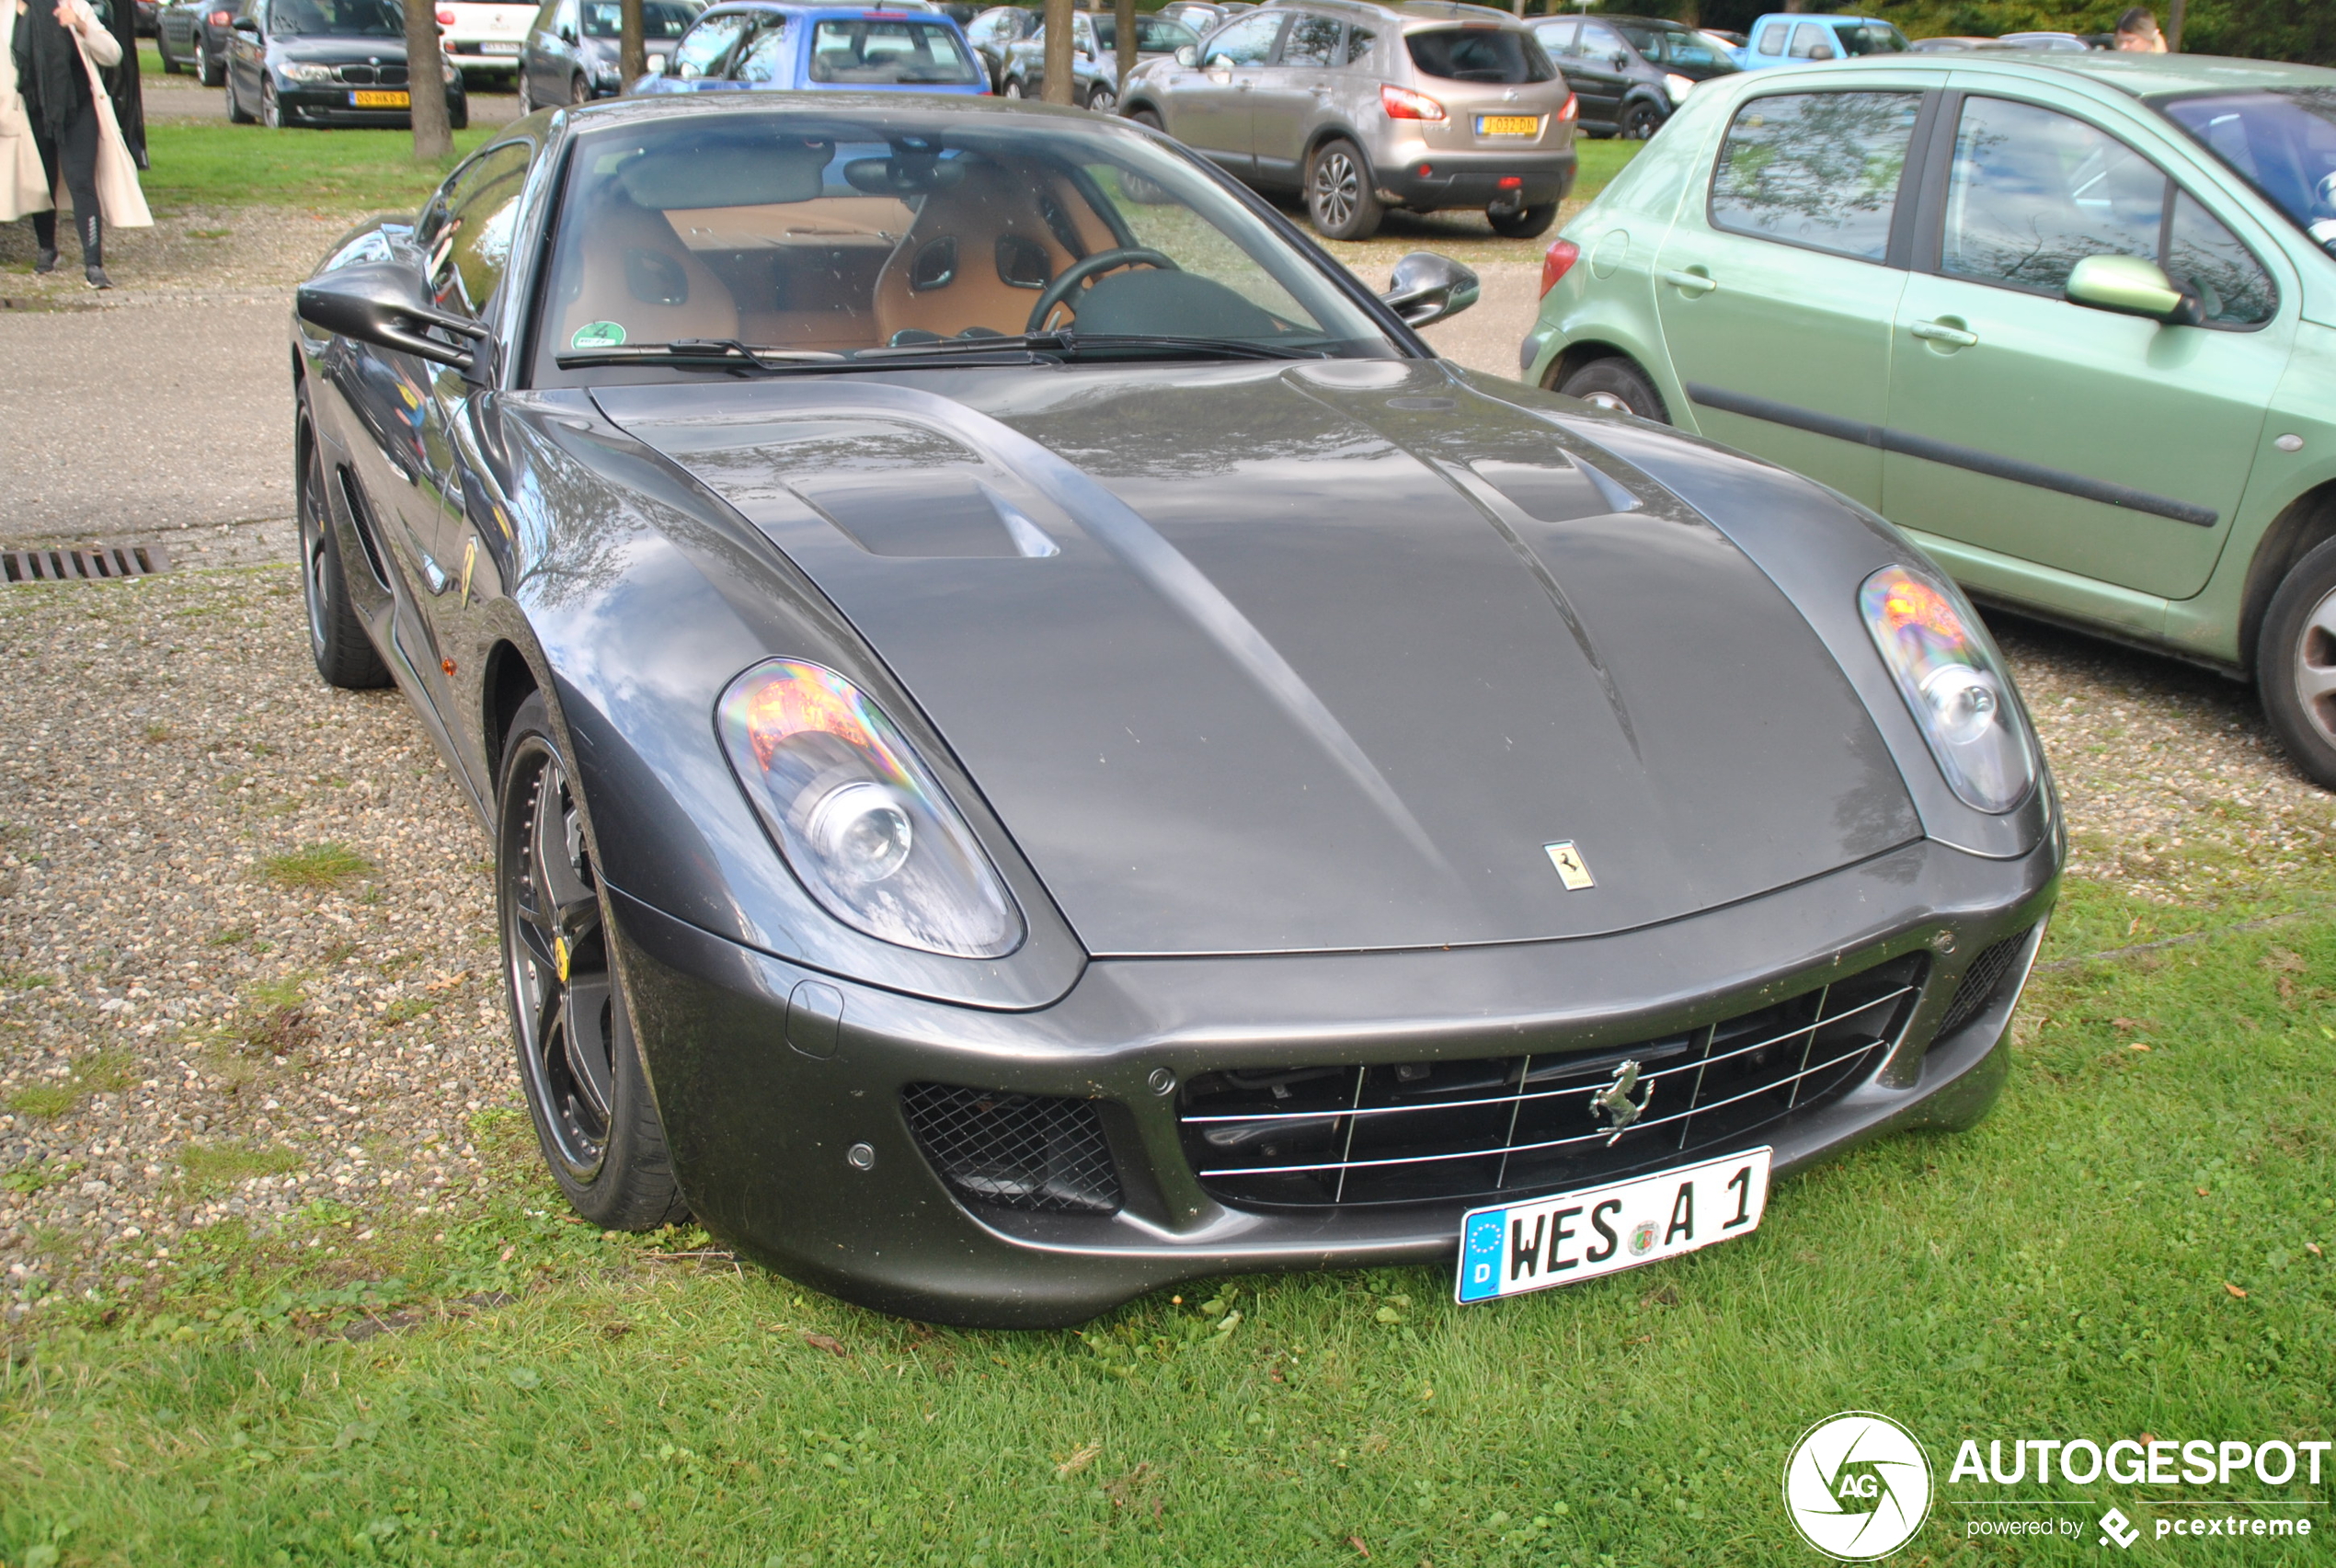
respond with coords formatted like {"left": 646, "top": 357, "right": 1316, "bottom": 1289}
{"left": 4, "top": 544, "right": 171, "bottom": 584}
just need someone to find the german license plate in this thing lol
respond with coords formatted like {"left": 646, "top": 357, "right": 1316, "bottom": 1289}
{"left": 1476, "top": 113, "right": 1540, "bottom": 137}
{"left": 479, "top": 40, "right": 521, "bottom": 53}
{"left": 350, "top": 89, "right": 410, "bottom": 107}
{"left": 1455, "top": 1147, "right": 1770, "bottom": 1303}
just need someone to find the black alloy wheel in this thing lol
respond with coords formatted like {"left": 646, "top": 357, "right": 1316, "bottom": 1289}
{"left": 1620, "top": 98, "right": 1663, "bottom": 140}
{"left": 1307, "top": 137, "right": 1382, "bottom": 242}
{"left": 1556, "top": 356, "right": 1670, "bottom": 422}
{"left": 296, "top": 416, "right": 390, "bottom": 689}
{"left": 498, "top": 692, "right": 689, "bottom": 1229}
{"left": 2257, "top": 534, "right": 2336, "bottom": 791}
{"left": 1487, "top": 200, "right": 1558, "bottom": 239}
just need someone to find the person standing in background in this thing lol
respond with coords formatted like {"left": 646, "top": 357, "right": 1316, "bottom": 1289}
{"left": 11, "top": 0, "right": 149, "bottom": 288}
{"left": 0, "top": 0, "right": 53, "bottom": 235}
{"left": 2114, "top": 7, "right": 2169, "bottom": 52}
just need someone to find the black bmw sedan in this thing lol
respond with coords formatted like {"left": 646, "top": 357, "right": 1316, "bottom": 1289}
{"left": 289, "top": 94, "right": 2058, "bottom": 1327}
{"left": 224, "top": 0, "right": 469, "bottom": 128}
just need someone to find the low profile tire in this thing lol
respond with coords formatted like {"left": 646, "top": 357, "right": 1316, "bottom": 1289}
{"left": 499, "top": 692, "right": 689, "bottom": 1231}
{"left": 1487, "top": 200, "right": 1557, "bottom": 239}
{"left": 1307, "top": 137, "right": 1381, "bottom": 242}
{"left": 226, "top": 76, "right": 254, "bottom": 121}
{"left": 2256, "top": 534, "right": 2336, "bottom": 791}
{"left": 296, "top": 417, "right": 391, "bottom": 691}
{"left": 1620, "top": 99, "right": 1663, "bottom": 140}
{"left": 1126, "top": 106, "right": 1160, "bottom": 131}
{"left": 1557, "top": 356, "right": 1670, "bottom": 422}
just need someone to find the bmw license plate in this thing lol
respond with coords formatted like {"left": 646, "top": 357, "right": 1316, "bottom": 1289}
{"left": 1455, "top": 1147, "right": 1770, "bottom": 1303}
{"left": 350, "top": 89, "right": 409, "bottom": 107}
{"left": 1476, "top": 113, "right": 1540, "bottom": 137}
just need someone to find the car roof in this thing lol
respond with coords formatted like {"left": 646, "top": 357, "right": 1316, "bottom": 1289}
{"left": 1543, "top": 12, "right": 1695, "bottom": 28}
{"left": 694, "top": 1, "right": 956, "bottom": 17}
{"left": 1774, "top": 48, "right": 2336, "bottom": 98}
{"left": 1263, "top": 0, "right": 1531, "bottom": 28}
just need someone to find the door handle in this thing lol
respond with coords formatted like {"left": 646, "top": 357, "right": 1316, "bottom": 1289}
{"left": 1911, "top": 319, "right": 1979, "bottom": 348}
{"left": 1659, "top": 269, "right": 1716, "bottom": 295}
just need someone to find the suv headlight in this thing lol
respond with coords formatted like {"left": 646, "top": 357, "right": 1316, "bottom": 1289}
{"left": 1662, "top": 71, "right": 1693, "bottom": 104}
{"left": 1861, "top": 564, "right": 2037, "bottom": 813}
{"left": 718, "top": 659, "right": 1024, "bottom": 958}
{"left": 279, "top": 61, "right": 335, "bottom": 82}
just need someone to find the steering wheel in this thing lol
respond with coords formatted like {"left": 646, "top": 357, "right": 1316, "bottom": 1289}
{"left": 1025, "top": 246, "right": 1179, "bottom": 334}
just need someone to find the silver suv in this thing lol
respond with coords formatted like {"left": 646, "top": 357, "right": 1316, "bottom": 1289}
{"left": 1120, "top": 0, "right": 1577, "bottom": 241}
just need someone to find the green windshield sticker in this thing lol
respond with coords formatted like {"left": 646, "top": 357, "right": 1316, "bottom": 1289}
{"left": 570, "top": 320, "right": 626, "bottom": 349}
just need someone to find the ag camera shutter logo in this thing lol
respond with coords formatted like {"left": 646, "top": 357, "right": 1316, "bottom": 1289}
{"left": 1783, "top": 1412, "right": 1933, "bottom": 1560}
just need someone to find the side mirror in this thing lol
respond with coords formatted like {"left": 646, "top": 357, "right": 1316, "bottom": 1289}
{"left": 295, "top": 260, "right": 487, "bottom": 372}
{"left": 2065, "top": 254, "right": 2203, "bottom": 326}
{"left": 1174, "top": 42, "right": 1196, "bottom": 64}
{"left": 1381, "top": 251, "right": 1479, "bottom": 328}
{"left": 646, "top": 52, "right": 667, "bottom": 74}
{"left": 230, "top": 14, "right": 258, "bottom": 30}
{"left": 1609, "top": 51, "right": 1626, "bottom": 66}
{"left": 557, "top": 24, "right": 575, "bottom": 40}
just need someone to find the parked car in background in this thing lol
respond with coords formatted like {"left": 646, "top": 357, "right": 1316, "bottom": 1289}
{"left": 158, "top": 0, "right": 248, "bottom": 86}
{"left": 434, "top": 0, "right": 541, "bottom": 78}
{"left": 1155, "top": 0, "right": 1251, "bottom": 35}
{"left": 961, "top": 3, "right": 1032, "bottom": 91}
{"left": 1992, "top": 29, "right": 2090, "bottom": 51}
{"left": 1529, "top": 12, "right": 1735, "bottom": 141}
{"left": 1001, "top": 10, "right": 1196, "bottom": 111}
{"left": 1736, "top": 12, "right": 1905, "bottom": 68}
{"left": 134, "top": 0, "right": 160, "bottom": 36}
{"left": 223, "top": 0, "right": 468, "bottom": 125}
{"left": 1905, "top": 34, "right": 1985, "bottom": 52}
{"left": 1525, "top": 51, "right": 2336, "bottom": 787}
{"left": 636, "top": 1, "right": 985, "bottom": 94}
{"left": 1122, "top": 0, "right": 1575, "bottom": 240}
{"left": 517, "top": 0, "right": 699, "bottom": 108}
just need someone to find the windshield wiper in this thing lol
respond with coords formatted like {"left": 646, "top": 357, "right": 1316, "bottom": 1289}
{"left": 555, "top": 338, "right": 848, "bottom": 371}
{"left": 856, "top": 330, "right": 1327, "bottom": 363}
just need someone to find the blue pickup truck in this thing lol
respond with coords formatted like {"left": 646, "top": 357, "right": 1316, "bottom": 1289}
{"left": 1735, "top": 12, "right": 1907, "bottom": 67}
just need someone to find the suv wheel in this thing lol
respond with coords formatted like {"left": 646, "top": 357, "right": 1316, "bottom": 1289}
{"left": 1620, "top": 99, "right": 1664, "bottom": 140}
{"left": 199, "top": 40, "right": 223, "bottom": 86}
{"left": 1086, "top": 84, "right": 1116, "bottom": 113}
{"left": 1487, "top": 201, "right": 1557, "bottom": 239}
{"left": 2256, "top": 534, "right": 2336, "bottom": 790}
{"left": 1307, "top": 138, "right": 1381, "bottom": 242}
{"left": 1127, "top": 106, "right": 1161, "bottom": 131}
{"left": 1556, "top": 357, "right": 1669, "bottom": 423}
{"left": 1002, "top": 77, "right": 1024, "bottom": 98}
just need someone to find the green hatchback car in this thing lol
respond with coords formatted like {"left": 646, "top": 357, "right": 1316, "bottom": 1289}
{"left": 1521, "top": 52, "right": 2336, "bottom": 787}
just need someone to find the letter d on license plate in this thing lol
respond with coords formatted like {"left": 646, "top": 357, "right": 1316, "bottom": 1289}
{"left": 1455, "top": 1148, "right": 1770, "bottom": 1303}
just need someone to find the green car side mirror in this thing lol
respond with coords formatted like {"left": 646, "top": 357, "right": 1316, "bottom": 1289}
{"left": 2065, "top": 254, "right": 2204, "bottom": 327}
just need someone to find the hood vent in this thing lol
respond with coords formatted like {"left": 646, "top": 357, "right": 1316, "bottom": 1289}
{"left": 792, "top": 470, "right": 1058, "bottom": 559}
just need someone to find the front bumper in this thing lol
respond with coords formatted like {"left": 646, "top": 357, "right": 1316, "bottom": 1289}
{"left": 276, "top": 85, "right": 464, "bottom": 125}
{"left": 444, "top": 42, "right": 523, "bottom": 69}
{"left": 609, "top": 833, "right": 2055, "bottom": 1328}
{"left": 1368, "top": 145, "right": 1576, "bottom": 212}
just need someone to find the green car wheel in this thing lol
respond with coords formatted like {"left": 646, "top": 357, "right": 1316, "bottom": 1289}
{"left": 2259, "top": 537, "right": 2336, "bottom": 791}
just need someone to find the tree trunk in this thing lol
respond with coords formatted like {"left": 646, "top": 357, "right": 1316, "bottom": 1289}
{"left": 620, "top": 0, "right": 645, "bottom": 87}
{"left": 404, "top": 0, "right": 453, "bottom": 159}
{"left": 1042, "top": 0, "right": 1073, "bottom": 104}
{"left": 1114, "top": 0, "right": 1134, "bottom": 102}
{"left": 2166, "top": 0, "right": 2186, "bottom": 51}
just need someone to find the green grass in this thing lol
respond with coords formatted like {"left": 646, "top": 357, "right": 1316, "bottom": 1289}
{"left": 1, "top": 876, "right": 2330, "bottom": 1564}
{"left": 141, "top": 121, "right": 498, "bottom": 213}
{"left": 260, "top": 842, "right": 373, "bottom": 892}
{"left": 177, "top": 1140, "right": 307, "bottom": 1197}
{"left": 5, "top": 1052, "right": 139, "bottom": 1121}
{"left": 1571, "top": 136, "right": 1641, "bottom": 207}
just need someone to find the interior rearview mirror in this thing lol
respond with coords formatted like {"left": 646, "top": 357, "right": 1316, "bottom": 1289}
{"left": 2065, "top": 254, "right": 2203, "bottom": 326}
{"left": 295, "top": 261, "right": 487, "bottom": 375}
{"left": 1380, "top": 251, "right": 1480, "bottom": 329}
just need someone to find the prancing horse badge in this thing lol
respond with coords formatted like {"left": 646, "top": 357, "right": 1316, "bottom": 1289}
{"left": 1544, "top": 841, "right": 1595, "bottom": 890}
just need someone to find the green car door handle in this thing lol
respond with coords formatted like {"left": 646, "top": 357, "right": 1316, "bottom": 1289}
{"left": 1911, "top": 319, "right": 1980, "bottom": 349}
{"left": 1659, "top": 269, "right": 1717, "bottom": 295}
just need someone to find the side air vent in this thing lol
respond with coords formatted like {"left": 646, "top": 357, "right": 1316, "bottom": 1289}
{"left": 902, "top": 1084, "right": 1123, "bottom": 1215}
{"left": 1936, "top": 929, "right": 2033, "bottom": 1041}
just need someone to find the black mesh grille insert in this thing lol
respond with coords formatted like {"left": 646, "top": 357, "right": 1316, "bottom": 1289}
{"left": 1936, "top": 929, "right": 2032, "bottom": 1041}
{"left": 1179, "top": 955, "right": 1929, "bottom": 1210}
{"left": 902, "top": 1084, "right": 1122, "bottom": 1215}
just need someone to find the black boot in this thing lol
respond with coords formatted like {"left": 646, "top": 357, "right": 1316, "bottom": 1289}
{"left": 79, "top": 212, "right": 109, "bottom": 290}
{"left": 31, "top": 212, "right": 57, "bottom": 274}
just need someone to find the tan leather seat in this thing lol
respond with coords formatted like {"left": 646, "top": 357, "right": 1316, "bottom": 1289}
{"left": 872, "top": 156, "right": 1119, "bottom": 343}
{"left": 553, "top": 189, "right": 740, "bottom": 350}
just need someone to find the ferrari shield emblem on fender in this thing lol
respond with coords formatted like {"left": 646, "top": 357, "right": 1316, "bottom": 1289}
{"left": 1589, "top": 1059, "right": 1652, "bottom": 1144}
{"left": 1544, "top": 841, "right": 1595, "bottom": 890}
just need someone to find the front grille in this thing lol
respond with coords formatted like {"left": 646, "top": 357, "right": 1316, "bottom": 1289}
{"left": 336, "top": 63, "right": 374, "bottom": 82}
{"left": 1935, "top": 929, "right": 2032, "bottom": 1040}
{"left": 334, "top": 63, "right": 407, "bottom": 84}
{"left": 1180, "top": 956, "right": 1928, "bottom": 1209}
{"left": 902, "top": 1083, "right": 1122, "bottom": 1215}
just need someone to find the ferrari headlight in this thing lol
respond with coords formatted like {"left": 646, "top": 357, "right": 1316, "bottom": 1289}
{"left": 1662, "top": 71, "right": 1693, "bottom": 104}
{"left": 717, "top": 659, "right": 1023, "bottom": 957}
{"left": 1861, "top": 565, "right": 2036, "bottom": 813}
{"left": 279, "top": 61, "right": 335, "bottom": 81}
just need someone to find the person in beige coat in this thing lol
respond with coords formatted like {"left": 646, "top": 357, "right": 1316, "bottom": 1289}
{"left": 12, "top": 0, "right": 148, "bottom": 287}
{"left": 0, "top": 0, "right": 55, "bottom": 227}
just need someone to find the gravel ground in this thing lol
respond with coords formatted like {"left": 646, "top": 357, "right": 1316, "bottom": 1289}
{"left": 0, "top": 566, "right": 2329, "bottom": 1318}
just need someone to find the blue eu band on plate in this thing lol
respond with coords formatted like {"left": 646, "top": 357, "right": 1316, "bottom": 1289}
{"left": 1456, "top": 1147, "right": 1771, "bottom": 1303}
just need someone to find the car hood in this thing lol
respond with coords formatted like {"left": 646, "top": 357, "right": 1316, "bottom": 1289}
{"left": 270, "top": 34, "right": 408, "bottom": 61}
{"left": 594, "top": 360, "right": 1918, "bottom": 957}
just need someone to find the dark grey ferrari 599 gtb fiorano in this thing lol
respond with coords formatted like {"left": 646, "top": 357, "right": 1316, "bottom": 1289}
{"left": 288, "top": 92, "right": 2059, "bottom": 1327}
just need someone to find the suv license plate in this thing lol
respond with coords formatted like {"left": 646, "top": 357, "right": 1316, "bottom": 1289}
{"left": 1456, "top": 1147, "right": 1770, "bottom": 1303}
{"left": 350, "top": 89, "right": 409, "bottom": 106}
{"left": 479, "top": 40, "right": 521, "bottom": 52}
{"left": 1476, "top": 114, "right": 1540, "bottom": 136}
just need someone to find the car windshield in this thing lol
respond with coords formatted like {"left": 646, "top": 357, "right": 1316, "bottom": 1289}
{"left": 2161, "top": 88, "right": 2336, "bottom": 255}
{"left": 1403, "top": 26, "right": 1553, "bottom": 85}
{"left": 807, "top": 17, "right": 982, "bottom": 83}
{"left": 532, "top": 109, "right": 1399, "bottom": 384}
{"left": 1612, "top": 21, "right": 1734, "bottom": 70}
{"left": 1090, "top": 14, "right": 1197, "bottom": 53}
{"left": 269, "top": 0, "right": 400, "bottom": 37}
{"left": 1832, "top": 20, "right": 1906, "bottom": 55}
{"left": 581, "top": 0, "right": 696, "bottom": 38}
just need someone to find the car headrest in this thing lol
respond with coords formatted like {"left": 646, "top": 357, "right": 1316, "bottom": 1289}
{"left": 614, "top": 137, "right": 830, "bottom": 210}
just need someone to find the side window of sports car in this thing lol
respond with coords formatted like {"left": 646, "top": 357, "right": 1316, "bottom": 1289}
{"left": 1709, "top": 90, "right": 1921, "bottom": 262}
{"left": 424, "top": 140, "right": 537, "bottom": 318}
